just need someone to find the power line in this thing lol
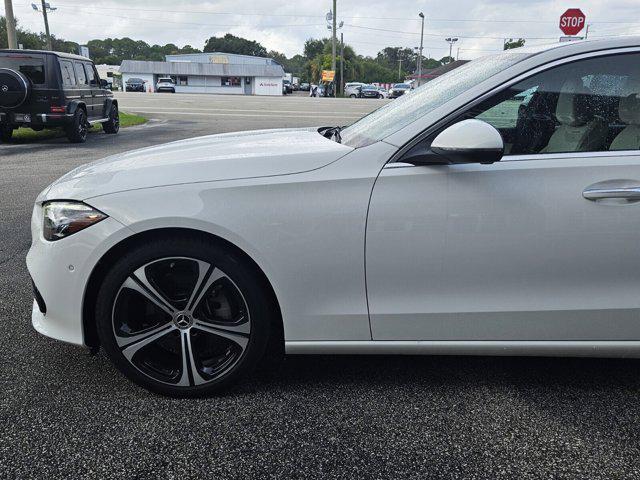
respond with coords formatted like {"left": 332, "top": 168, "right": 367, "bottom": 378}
{"left": 40, "top": 4, "right": 640, "bottom": 26}
{"left": 344, "top": 24, "right": 559, "bottom": 40}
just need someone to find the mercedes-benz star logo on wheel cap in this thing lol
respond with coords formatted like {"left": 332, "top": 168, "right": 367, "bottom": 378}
{"left": 1, "top": 85, "right": 8, "bottom": 93}
{"left": 174, "top": 313, "right": 193, "bottom": 329}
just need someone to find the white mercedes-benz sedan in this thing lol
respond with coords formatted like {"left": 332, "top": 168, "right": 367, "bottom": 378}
{"left": 27, "top": 37, "right": 640, "bottom": 396}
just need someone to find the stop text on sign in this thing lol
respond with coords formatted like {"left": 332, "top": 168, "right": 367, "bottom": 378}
{"left": 559, "top": 9, "right": 586, "bottom": 36}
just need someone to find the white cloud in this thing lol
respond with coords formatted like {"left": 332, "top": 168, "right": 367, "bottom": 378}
{"left": 5, "top": 0, "right": 640, "bottom": 60}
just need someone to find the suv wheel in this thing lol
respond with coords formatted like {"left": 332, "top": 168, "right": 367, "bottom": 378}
{"left": 102, "top": 104, "right": 120, "bottom": 134}
{"left": 66, "top": 108, "right": 88, "bottom": 143}
{"left": 0, "top": 125, "right": 13, "bottom": 142}
{"left": 95, "top": 237, "right": 273, "bottom": 397}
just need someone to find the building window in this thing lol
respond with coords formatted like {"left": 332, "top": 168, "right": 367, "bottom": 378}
{"left": 178, "top": 76, "right": 188, "bottom": 86}
{"left": 221, "top": 76, "right": 241, "bottom": 87}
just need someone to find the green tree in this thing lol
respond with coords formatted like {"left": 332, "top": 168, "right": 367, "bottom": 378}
{"left": 203, "top": 33, "right": 267, "bottom": 57}
{"left": 376, "top": 47, "right": 417, "bottom": 75}
{"left": 504, "top": 38, "right": 526, "bottom": 50}
{"left": 304, "top": 38, "right": 329, "bottom": 60}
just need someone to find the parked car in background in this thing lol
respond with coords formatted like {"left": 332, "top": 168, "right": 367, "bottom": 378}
{"left": 283, "top": 79, "right": 293, "bottom": 94}
{"left": 125, "top": 77, "right": 146, "bottom": 92}
{"left": 345, "top": 82, "right": 366, "bottom": 98}
{"left": 299, "top": 82, "right": 310, "bottom": 91}
{"left": 377, "top": 86, "right": 389, "bottom": 99}
{"left": 388, "top": 83, "right": 412, "bottom": 98}
{"left": 0, "top": 49, "right": 119, "bottom": 143}
{"left": 156, "top": 77, "right": 176, "bottom": 93}
{"left": 360, "top": 84, "right": 384, "bottom": 99}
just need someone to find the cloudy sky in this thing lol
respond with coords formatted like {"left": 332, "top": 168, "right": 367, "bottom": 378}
{"left": 5, "top": 0, "right": 640, "bottom": 60}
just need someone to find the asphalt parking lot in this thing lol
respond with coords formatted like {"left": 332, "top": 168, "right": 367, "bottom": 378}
{"left": 2, "top": 93, "right": 640, "bottom": 479}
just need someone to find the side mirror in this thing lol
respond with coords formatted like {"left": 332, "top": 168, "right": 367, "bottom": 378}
{"left": 100, "top": 79, "right": 109, "bottom": 89}
{"left": 404, "top": 119, "right": 504, "bottom": 166}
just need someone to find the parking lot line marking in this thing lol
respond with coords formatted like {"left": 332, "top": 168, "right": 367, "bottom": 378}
{"left": 124, "top": 109, "right": 364, "bottom": 119}
{"left": 120, "top": 106, "right": 375, "bottom": 115}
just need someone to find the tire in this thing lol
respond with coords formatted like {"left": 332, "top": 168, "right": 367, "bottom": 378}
{"left": 65, "top": 108, "right": 88, "bottom": 143}
{"left": 0, "top": 68, "right": 31, "bottom": 108}
{"left": 171, "top": 88, "right": 175, "bottom": 93}
{"left": 102, "top": 103, "right": 120, "bottom": 134}
{"left": 349, "top": 94, "right": 356, "bottom": 98}
{"left": 95, "top": 236, "right": 273, "bottom": 397}
{"left": 0, "top": 125, "right": 13, "bottom": 142}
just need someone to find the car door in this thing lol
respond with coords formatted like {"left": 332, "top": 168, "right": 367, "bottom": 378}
{"left": 84, "top": 63, "right": 105, "bottom": 119}
{"left": 366, "top": 50, "right": 640, "bottom": 342}
{"left": 58, "top": 59, "right": 78, "bottom": 106}
{"left": 73, "top": 61, "right": 93, "bottom": 118}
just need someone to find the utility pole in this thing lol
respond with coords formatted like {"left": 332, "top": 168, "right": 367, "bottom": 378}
{"left": 417, "top": 12, "right": 424, "bottom": 87}
{"left": 340, "top": 32, "right": 344, "bottom": 96}
{"left": 331, "top": 0, "right": 337, "bottom": 97}
{"left": 4, "top": 0, "right": 18, "bottom": 49}
{"left": 41, "top": 0, "right": 52, "bottom": 50}
{"left": 398, "top": 58, "right": 403, "bottom": 81}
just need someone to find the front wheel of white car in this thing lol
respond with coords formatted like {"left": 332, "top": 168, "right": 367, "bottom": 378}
{"left": 95, "top": 237, "right": 272, "bottom": 397}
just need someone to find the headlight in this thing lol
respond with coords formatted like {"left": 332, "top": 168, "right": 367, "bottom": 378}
{"left": 42, "top": 201, "right": 107, "bottom": 241}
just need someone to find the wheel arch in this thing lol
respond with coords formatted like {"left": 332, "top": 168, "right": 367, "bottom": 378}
{"left": 82, "top": 227, "right": 284, "bottom": 354}
{"left": 68, "top": 100, "right": 87, "bottom": 115}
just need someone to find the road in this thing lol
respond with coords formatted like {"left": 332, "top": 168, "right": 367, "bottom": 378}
{"left": 2, "top": 93, "right": 640, "bottom": 479}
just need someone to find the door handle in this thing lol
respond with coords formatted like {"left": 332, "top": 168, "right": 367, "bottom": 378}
{"left": 583, "top": 179, "right": 640, "bottom": 203}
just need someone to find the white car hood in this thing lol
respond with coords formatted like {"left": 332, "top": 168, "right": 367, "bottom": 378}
{"left": 42, "top": 128, "right": 353, "bottom": 201}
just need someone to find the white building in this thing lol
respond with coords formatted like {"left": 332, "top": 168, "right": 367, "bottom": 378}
{"left": 95, "top": 64, "right": 120, "bottom": 89}
{"left": 120, "top": 52, "right": 285, "bottom": 95}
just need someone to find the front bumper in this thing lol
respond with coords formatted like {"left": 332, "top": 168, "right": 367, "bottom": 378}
{"left": 0, "top": 110, "right": 74, "bottom": 128}
{"left": 26, "top": 204, "right": 132, "bottom": 346}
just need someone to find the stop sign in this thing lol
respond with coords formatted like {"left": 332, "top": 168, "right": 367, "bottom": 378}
{"left": 559, "top": 9, "right": 586, "bottom": 36}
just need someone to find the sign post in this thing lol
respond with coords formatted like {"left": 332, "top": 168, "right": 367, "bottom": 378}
{"left": 559, "top": 9, "right": 586, "bottom": 36}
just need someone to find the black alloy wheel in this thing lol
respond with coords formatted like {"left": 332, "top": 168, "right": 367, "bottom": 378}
{"left": 102, "top": 104, "right": 120, "bottom": 134}
{"left": 96, "top": 238, "right": 273, "bottom": 396}
{"left": 66, "top": 108, "right": 88, "bottom": 143}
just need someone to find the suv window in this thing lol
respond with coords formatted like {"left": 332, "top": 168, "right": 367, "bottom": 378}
{"left": 74, "top": 62, "right": 87, "bottom": 85}
{"left": 0, "top": 54, "right": 46, "bottom": 84}
{"left": 84, "top": 63, "right": 96, "bottom": 86}
{"left": 467, "top": 52, "right": 640, "bottom": 155}
{"left": 59, "top": 60, "right": 76, "bottom": 86}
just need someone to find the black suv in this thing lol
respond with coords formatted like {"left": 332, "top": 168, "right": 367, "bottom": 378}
{"left": 0, "top": 49, "right": 119, "bottom": 143}
{"left": 125, "top": 77, "right": 146, "bottom": 92}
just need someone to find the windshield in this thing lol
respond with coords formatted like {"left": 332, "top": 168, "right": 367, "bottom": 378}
{"left": 341, "top": 52, "right": 529, "bottom": 148}
{"left": 0, "top": 54, "right": 46, "bottom": 84}
{"left": 127, "top": 78, "right": 143, "bottom": 83}
{"left": 394, "top": 83, "right": 410, "bottom": 88}
{"left": 159, "top": 78, "right": 173, "bottom": 83}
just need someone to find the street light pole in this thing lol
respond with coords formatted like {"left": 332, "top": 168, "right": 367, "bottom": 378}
{"left": 417, "top": 12, "right": 424, "bottom": 87}
{"left": 41, "top": 0, "right": 52, "bottom": 51}
{"left": 331, "top": 0, "right": 337, "bottom": 97}
{"left": 340, "top": 32, "right": 344, "bottom": 96}
{"left": 4, "top": 0, "right": 18, "bottom": 49}
{"left": 445, "top": 37, "right": 458, "bottom": 63}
